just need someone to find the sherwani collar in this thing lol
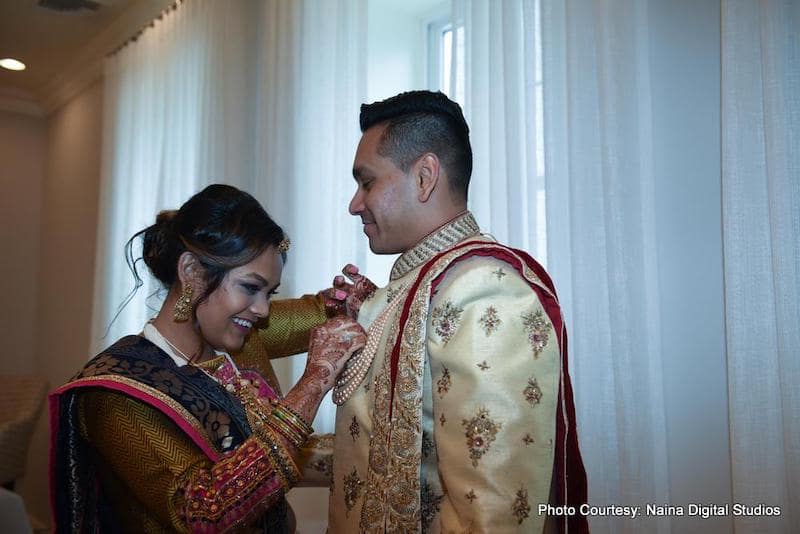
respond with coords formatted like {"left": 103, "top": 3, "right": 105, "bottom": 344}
{"left": 390, "top": 211, "right": 480, "bottom": 281}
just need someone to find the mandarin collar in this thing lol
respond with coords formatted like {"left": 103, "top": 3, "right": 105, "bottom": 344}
{"left": 390, "top": 211, "right": 481, "bottom": 281}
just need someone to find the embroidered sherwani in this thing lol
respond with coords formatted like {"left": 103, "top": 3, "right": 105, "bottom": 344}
{"left": 329, "top": 213, "right": 588, "bottom": 534}
{"left": 50, "top": 295, "right": 329, "bottom": 533}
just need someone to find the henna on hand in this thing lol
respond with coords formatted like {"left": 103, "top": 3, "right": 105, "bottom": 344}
{"left": 283, "top": 317, "right": 366, "bottom": 423}
{"left": 338, "top": 264, "right": 377, "bottom": 319}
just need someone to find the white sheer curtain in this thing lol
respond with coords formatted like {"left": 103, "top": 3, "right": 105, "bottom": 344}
{"left": 90, "top": 0, "right": 367, "bottom": 433}
{"left": 450, "top": 0, "right": 546, "bottom": 260}
{"left": 450, "top": 2, "right": 670, "bottom": 531}
{"left": 722, "top": 1, "right": 800, "bottom": 532}
{"left": 541, "top": 1, "right": 670, "bottom": 532}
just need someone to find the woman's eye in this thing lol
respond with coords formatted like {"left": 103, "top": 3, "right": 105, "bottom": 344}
{"left": 242, "top": 284, "right": 260, "bottom": 294}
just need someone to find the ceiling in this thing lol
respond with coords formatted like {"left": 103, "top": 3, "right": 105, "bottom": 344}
{"left": 0, "top": 0, "right": 172, "bottom": 115}
{"left": 0, "top": 0, "right": 443, "bottom": 116}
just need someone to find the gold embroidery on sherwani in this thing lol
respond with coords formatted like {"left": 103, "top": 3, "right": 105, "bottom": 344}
{"left": 477, "top": 361, "right": 490, "bottom": 371}
{"left": 523, "top": 433, "right": 535, "bottom": 445}
{"left": 431, "top": 300, "right": 464, "bottom": 344}
{"left": 462, "top": 408, "right": 502, "bottom": 468}
{"left": 390, "top": 212, "right": 480, "bottom": 281}
{"left": 492, "top": 268, "right": 507, "bottom": 280}
{"left": 436, "top": 366, "right": 451, "bottom": 398}
{"left": 343, "top": 466, "right": 364, "bottom": 516}
{"left": 478, "top": 306, "right": 501, "bottom": 335}
{"left": 465, "top": 489, "right": 477, "bottom": 503}
{"left": 524, "top": 377, "right": 543, "bottom": 405}
{"left": 349, "top": 416, "right": 360, "bottom": 441}
{"left": 521, "top": 309, "right": 550, "bottom": 357}
{"left": 512, "top": 488, "right": 531, "bottom": 524}
{"left": 440, "top": 413, "right": 446, "bottom": 426}
{"left": 386, "top": 285, "right": 405, "bottom": 303}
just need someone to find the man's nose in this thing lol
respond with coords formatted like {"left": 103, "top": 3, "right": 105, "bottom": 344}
{"left": 349, "top": 189, "right": 364, "bottom": 215}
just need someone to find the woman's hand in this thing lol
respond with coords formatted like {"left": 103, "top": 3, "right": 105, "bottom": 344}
{"left": 321, "top": 264, "right": 377, "bottom": 319}
{"left": 282, "top": 316, "right": 366, "bottom": 424}
{"left": 305, "top": 316, "right": 366, "bottom": 392}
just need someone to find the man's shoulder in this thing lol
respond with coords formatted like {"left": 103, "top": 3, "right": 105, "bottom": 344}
{"left": 431, "top": 247, "right": 535, "bottom": 301}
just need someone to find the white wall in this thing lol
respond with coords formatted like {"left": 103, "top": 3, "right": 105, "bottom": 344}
{"left": 0, "top": 111, "right": 45, "bottom": 376}
{"left": 13, "top": 78, "right": 105, "bottom": 527}
{"left": 650, "top": 1, "right": 732, "bottom": 532}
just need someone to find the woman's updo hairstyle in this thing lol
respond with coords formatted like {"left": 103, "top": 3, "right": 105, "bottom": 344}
{"left": 129, "top": 184, "right": 287, "bottom": 305}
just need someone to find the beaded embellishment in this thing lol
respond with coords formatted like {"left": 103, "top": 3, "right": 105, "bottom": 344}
{"left": 462, "top": 408, "right": 502, "bottom": 467}
{"left": 332, "top": 288, "right": 408, "bottom": 405}
{"left": 521, "top": 309, "right": 550, "bottom": 357}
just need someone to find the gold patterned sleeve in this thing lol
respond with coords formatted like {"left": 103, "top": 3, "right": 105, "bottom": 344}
{"left": 426, "top": 257, "right": 561, "bottom": 533}
{"left": 79, "top": 390, "right": 301, "bottom": 533}
{"left": 239, "top": 294, "right": 329, "bottom": 362}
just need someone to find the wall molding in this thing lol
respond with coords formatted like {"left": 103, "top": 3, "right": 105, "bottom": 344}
{"left": 38, "top": 0, "right": 173, "bottom": 115}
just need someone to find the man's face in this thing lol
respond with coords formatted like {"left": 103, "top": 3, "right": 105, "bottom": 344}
{"left": 350, "top": 125, "right": 419, "bottom": 254}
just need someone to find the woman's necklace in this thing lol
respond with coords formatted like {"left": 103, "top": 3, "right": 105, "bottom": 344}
{"left": 161, "top": 334, "right": 198, "bottom": 364}
{"left": 147, "top": 321, "right": 206, "bottom": 366}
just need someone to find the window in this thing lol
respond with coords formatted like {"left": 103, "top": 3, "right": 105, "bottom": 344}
{"left": 427, "top": 15, "right": 464, "bottom": 106}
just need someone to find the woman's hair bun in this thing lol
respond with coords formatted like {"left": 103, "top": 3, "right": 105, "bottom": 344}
{"left": 142, "top": 209, "right": 182, "bottom": 285}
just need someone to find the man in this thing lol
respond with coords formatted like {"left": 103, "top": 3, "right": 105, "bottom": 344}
{"left": 328, "top": 91, "right": 588, "bottom": 533}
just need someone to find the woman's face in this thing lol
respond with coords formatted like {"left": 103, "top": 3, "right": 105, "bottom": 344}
{"left": 194, "top": 245, "right": 283, "bottom": 353}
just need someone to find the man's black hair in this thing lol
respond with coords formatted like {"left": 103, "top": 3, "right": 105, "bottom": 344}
{"left": 359, "top": 90, "right": 472, "bottom": 202}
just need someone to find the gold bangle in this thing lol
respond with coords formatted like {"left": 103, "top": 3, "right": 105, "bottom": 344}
{"left": 273, "top": 403, "right": 313, "bottom": 434}
{"left": 265, "top": 417, "right": 307, "bottom": 448}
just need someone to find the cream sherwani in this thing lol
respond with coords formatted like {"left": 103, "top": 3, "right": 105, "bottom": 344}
{"left": 328, "top": 212, "right": 586, "bottom": 534}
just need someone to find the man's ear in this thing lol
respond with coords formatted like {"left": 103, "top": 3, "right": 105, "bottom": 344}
{"left": 176, "top": 251, "right": 202, "bottom": 289}
{"left": 415, "top": 153, "right": 441, "bottom": 203}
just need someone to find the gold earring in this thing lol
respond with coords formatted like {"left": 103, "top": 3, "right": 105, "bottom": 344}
{"left": 173, "top": 284, "right": 194, "bottom": 322}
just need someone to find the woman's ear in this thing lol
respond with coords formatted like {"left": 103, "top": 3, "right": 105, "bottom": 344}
{"left": 176, "top": 251, "right": 201, "bottom": 289}
{"left": 415, "top": 153, "right": 441, "bottom": 203}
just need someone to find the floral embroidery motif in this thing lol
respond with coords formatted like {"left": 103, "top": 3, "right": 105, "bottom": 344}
{"left": 421, "top": 480, "right": 444, "bottom": 530}
{"left": 204, "top": 410, "right": 231, "bottom": 443}
{"left": 462, "top": 408, "right": 502, "bottom": 467}
{"left": 386, "top": 285, "right": 404, "bottom": 303}
{"left": 524, "top": 378, "right": 543, "bottom": 406}
{"left": 422, "top": 431, "right": 434, "bottom": 459}
{"left": 436, "top": 366, "right": 452, "bottom": 398}
{"left": 522, "top": 433, "right": 535, "bottom": 445}
{"left": 343, "top": 466, "right": 364, "bottom": 516}
{"left": 492, "top": 268, "right": 507, "bottom": 280}
{"left": 465, "top": 489, "right": 477, "bottom": 503}
{"left": 521, "top": 309, "right": 550, "bottom": 357}
{"left": 349, "top": 416, "right": 360, "bottom": 441}
{"left": 477, "top": 361, "right": 490, "bottom": 371}
{"left": 151, "top": 369, "right": 183, "bottom": 395}
{"left": 440, "top": 413, "right": 447, "bottom": 426}
{"left": 512, "top": 488, "right": 531, "bottom": 524}
{"left": 478, "top": 306, "right": 501, "bottom": 336}
{"left": 431, "top": 300, "right": 464, "bottom": 344}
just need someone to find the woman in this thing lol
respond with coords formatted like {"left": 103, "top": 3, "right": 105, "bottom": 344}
{"left": 50, "top": 184, "right": 366, "bottom": 532}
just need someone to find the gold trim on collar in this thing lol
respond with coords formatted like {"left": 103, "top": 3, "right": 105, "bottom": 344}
{"left": 390, "top": 211, "right": 480, "bottom": 281}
